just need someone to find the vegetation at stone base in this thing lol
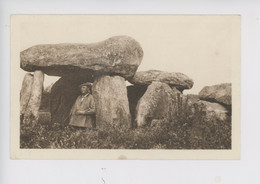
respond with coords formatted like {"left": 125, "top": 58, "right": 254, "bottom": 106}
{"left": 20, "top": 107, "right": 231, "bottom": 149}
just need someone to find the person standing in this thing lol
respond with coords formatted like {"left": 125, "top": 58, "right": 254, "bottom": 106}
{"left": 69, "top": 82, "right": 95, "bottom": 128}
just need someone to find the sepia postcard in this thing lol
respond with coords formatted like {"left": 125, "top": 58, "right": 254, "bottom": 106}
{"left": 10, "top": 15, "right": 240, "bottom": 159}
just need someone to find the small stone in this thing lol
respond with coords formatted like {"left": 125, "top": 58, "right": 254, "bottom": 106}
{"left": 199, "top": 83, "right": 231, "bottom": 107}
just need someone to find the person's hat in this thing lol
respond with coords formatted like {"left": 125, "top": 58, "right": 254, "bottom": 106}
{"left": 79, "top": 82, "right": 92, "bottom": 88}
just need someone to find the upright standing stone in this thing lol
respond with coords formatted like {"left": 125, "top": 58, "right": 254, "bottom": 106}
{"left": 135, "top": 81, "right": 181, "bottom": 127}
{"left": 93, "top": 75, "right": 131, "bottom": 129}
{"left": 23, "top": 70, "right": 44, "bottom": 125}
{"left": 171, "top": 87, "right": 183, "bottom": 117}
{"left": 20, "top": 73, "right": 34, "bottom": 118}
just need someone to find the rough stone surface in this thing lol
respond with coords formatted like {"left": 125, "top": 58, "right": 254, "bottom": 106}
{"left": 193, "top": 100, "right": 228, "bottom": 121}
{"left": 135, "top": 81, "right": 181, "bottom": 127}
{"left": 179, "top": 94, "right": 200, "bottom": 118}
{"left": 23, "top": 70, "right": 44, "bottom": 125}
{"left": 170, "top": 87, "right": 184, "bottom": 118}
{"left": 50, "top": 77, "right": 82, "bottom": 125}
{"left": 174, "top": 94, "right": 230, "bottom": 148}
{"left": 20, "top": 36, "right": 144, "bottom": 79}
{"left": 128, "top": 70, "right": 194, "bottom": 91}
{"left": 177, "top": 94, "right": 228, "bottom": 122}
{"left": 20, "top": 73, "right": 34, "bottom": 116}
{"left": 93, "top": 75, "right": 131, "bottom": 129}
{"left": 199, "top": 83, "right": 231, "bottom": 107}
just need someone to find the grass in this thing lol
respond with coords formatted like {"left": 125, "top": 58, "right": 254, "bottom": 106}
{"left": 20, "top": 105, "right": 231, "bottom": 149}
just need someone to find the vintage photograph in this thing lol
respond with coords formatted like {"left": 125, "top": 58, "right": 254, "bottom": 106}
{"left": 11, "top": 15, "right": 240, "bottom": 159}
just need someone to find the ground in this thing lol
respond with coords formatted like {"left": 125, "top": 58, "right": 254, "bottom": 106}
{"left": 20, "top": 111, "right": 231, "bottom": 149}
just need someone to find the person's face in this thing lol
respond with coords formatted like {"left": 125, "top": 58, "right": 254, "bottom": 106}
{"left": 80, "top": 86, "right": 90, "bottom": 94}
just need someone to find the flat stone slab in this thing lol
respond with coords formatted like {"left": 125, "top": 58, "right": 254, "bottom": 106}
{"left": 20, "top": 36, "right": 143, "bottom": 79}
{"left": 128, "top": 70, "right": 194, "bottom": 91}
{"left": 199, "top": 83, "right": 231, "bottom": 107}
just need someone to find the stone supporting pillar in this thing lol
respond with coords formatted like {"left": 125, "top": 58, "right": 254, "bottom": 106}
{"left": 135, "top": 82, "right": 181, "bottom": 127}
{"left": 23, "top": 70, "right": 44, "bottom": 125}
{"left": 92, "top": 75, "right": 131, "bottom": 129}
{"left": 20, "top": 73, "right": 34, "bottom": 119}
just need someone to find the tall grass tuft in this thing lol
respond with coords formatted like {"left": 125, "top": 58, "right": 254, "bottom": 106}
{"left": 20, "top": 96, "right": 231, "bottom": 149}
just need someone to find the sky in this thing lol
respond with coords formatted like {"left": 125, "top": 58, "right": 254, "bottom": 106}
{"left": 19, "top": 15, "right": 239, "bottom": 94}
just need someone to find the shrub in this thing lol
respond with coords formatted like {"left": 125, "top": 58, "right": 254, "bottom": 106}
{"left": 20, "top": 96, "right": 231, "bottom": 149}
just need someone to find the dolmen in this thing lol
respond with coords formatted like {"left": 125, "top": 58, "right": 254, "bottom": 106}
{"left": 21, "top": 35, "right": 221, "bottom": 130}
{"left": 127, "top": 70, "right": 194, "bottom": 127}
{"left": 127, "top": 72, "right": 232, "bottom": 127}
{"left": 20, "top": 36, "right": 143, "bottom": 129}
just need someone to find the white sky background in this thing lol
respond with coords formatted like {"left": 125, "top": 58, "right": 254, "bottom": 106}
{"left": 19, "top": 15, "right": 234, "bottom": 94}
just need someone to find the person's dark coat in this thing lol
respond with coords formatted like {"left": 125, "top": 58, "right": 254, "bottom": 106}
{"left": 69, "top": 93, "right": 95, "bottom": 128}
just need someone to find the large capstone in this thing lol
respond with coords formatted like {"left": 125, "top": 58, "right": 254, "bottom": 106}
{"left": 128, "top": 70, "right": 194, "bottom": 91}
{"left": 92, "top": 75, "right": 131, "bottom": 129}
{"left": 199, "top": 83, "right": 231, "bottom": 108}
{"left": 135, "top": 81, "right": 181, "bottom": 127}
{"left": 20, "top": 36, "right": 143, "bottom": 79}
